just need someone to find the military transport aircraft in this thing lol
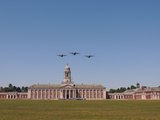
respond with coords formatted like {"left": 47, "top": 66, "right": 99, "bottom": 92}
{"left": 57, "top": 54, "right": 67, "bottom": 57}
{"left": 85, "top": 55, "right": 94, "bottom": 58}
{"left": 69, "top": 52, "right": 80, "bottom": 55}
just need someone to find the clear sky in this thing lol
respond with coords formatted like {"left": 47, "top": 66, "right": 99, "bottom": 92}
{"left": 0, "top": 0, "right": 160, "bottom": 89}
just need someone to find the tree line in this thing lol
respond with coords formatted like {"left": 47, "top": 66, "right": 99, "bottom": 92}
{"left": 0, "top": 84, "right": 28, "bottom": 92}
{"left": 109, "top": 85, "right": 138, "bottom": 93}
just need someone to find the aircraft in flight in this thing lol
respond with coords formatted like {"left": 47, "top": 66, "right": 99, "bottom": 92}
{"left": 57, "top": 54, "right": 67, "bottom": 57}
{"left": 70, "top": 52, "right": 80, "bottom": 55}
{"left": 85, "top": 55, "right": 94, "bottom": 58}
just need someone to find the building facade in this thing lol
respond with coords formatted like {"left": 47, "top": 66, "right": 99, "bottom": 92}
{"left": 1, "top": 64, "right": 160, "bottom": 100}
{"left": 0, "top": 92, "right": 28, "bottom": 99}
{"left": 28, "top": 64, "right": 106, "bottom": 100}
{"left": 108, "top": 86, "right": 160, "bottom": 100}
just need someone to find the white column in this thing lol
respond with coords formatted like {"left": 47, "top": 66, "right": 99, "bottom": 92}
{"left": 42, "top": 90, "right": 44, "bottom": 100}
{"left": 27, "top": 89, "right": 31, "bottom": 99}
{"left": 103, "top": 89, "right": 106, "bottom": 99}
{"left": 56, "top": 89, "right": 58, "bottom": 99}
{"left": 54, "top": 89, "right": 56, "bottom": 99}
{"left": 53, "top": 89, "right": 55, "bottom": 99}
{"left": 48, "top": 89, "right": 50, "bottom": 99}
{"left": 69, "top": 90, "right": 71, "bottom": 99}
{"left": 34, "top": 90, "right": 37, "bottom": 99}
{"left": 37, "top": 90, "right": 38, "bottom": 99}
{"left": 88, "top": 89, "right": 91, "bottom": 100}
{"left": 51, "top": 89, "right": 53, "bottom": 99}
{"left": 73, "top": 89, "right": 76, "bottom": 99}
{"left": 45, "top": 89, "right": 47, "bottom": 100}
{"left": 72, "top": 90, "right": 74, "bottom": 99}
{"left": 40, "top": 90, "right": 42, "bottom": 99}
{"left": 92, "top": 89, "right": 94, "bottom": 99}
{"left": 6, "top": 94, "right": 8, "bottom": 99}
{"left": 78, "top": 89, "right": 80, "bottom": 98}
{"left": 33, "top": 90, "right": 35, "bottom": 99}
{"left": 32, "top": 90, "right": 34, "bottom": 99}
{"left": 114, "top": 94, "right": 116, "bottom": 99}
{"left": 96, "top": 89, "right": 97, "bottom": 99}
{"left": 55, "top": 89, "right": 56, "bottom": 99}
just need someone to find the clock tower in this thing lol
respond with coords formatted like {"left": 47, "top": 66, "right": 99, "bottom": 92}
{"left": 63, "top": 64, "right": 72, "bottom": 84}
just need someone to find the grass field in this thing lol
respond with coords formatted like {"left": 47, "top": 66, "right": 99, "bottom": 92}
{"left": 0, "top": 100, "right": 160, "bottom": 120}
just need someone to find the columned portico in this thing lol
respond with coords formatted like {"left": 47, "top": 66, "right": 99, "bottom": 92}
{"left": 60, "top": 88, "right": 77, "bottom": 99}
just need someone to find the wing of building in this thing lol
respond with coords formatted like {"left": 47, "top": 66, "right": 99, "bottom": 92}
{"left": 28, "top": 64, "right": 106, "bottom": 100}
{"left": 108, "top": 86, "right": 160, "bottom": 100}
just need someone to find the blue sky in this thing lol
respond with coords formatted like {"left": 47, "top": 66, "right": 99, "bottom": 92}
{"left": 0, "top": 0, "right": 160, "bottom": 89}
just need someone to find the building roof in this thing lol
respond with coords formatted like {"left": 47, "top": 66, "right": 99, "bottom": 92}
{"left": 76, "top": 84, "right": 105, "bottom": 89}
{"left": 29, "top": 83, "right": 105, "bottom": 89}
{"left": 29, "top": 84, "right": 61, "bottom": 89}
{"left": 123, "top": 86, "right": 160, "bottom": 94}
{"left": 108, "top": 87, "right": 160, "bottom": 95}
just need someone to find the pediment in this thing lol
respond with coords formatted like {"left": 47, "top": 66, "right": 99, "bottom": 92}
{"left": 59, "top": 84, "right": 75, "bottom": 89}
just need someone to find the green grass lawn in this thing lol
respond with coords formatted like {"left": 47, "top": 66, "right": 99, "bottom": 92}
{"left": 0, "top": 100, "right": 160, "bottom": 120}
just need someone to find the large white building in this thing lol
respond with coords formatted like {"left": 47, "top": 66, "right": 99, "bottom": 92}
{"left": 28, "top": 64, "right": 106, "bottom": 100}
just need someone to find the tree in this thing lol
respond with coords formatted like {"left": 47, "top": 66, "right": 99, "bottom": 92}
{"left": 119, "top": 87, "right": 126, "bottom": 92}
{"left": 8, "top": 84, "right": 13, "bottom": 89}
{"left": 109, "top": 89, "right": 116, "bottom": 93}
{"left": 1, "top": 84, "right": 28, "bottom": 92}
{"left": 0, "top": 87, "right": 3, "bottom": 92}
{"left": 4, "top": 87, "right": 9, "bottom": 92}
{"left": 13, "top": 86, "right": 17, "bottom": 92}
{"left": 24, "top": 87, "right": 28, "bottom": 92}
{"left": 130, "top": 85, "right": 136, "bottom": 89}
{"left": 16, "top": 87, "right": 21, "bottom": 92}
{"left": 127, "top": 87, "right": 130, "bottom": 90}
{"left": 21, "top": 86, "right": 28, "bottom": 92}
{"left": 8, "top": 83, "right": 13, "bottom": 91}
